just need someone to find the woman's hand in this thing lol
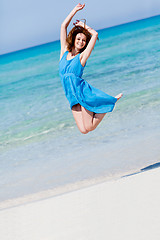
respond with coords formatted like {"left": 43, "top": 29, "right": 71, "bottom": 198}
{"left": 74, "top": 3, "right": 85, "bottom": 12}
{"left": 74, "top": 20, "right": 98, "bottom": 37}
{"left": 73, "top": 20, "right": 85, "bottom": 28}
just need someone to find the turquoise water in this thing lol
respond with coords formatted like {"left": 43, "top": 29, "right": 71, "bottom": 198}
{"left": 0, "top": 15, "right": 160, "bottom": 202}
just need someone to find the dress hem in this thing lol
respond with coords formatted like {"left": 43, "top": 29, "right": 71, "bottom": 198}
{"left": 70, "top": 101, "right": 116, "bottom": 114}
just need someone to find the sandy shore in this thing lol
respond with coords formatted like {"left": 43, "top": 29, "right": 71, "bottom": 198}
{"left": 0, "top": 167, "right": 160, "bottom": 240}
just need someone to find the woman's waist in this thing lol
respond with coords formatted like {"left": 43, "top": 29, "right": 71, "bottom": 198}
{"left": 61, "top": 72, "right": 82, "bottom": 78}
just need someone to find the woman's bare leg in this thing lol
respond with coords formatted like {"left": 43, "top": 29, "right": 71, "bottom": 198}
{"left": 81, "top": 93, "right": 123, "bottom": 132}
{"left": 72, "top": 93, "right": 123, "bottom": 134}
{"left": 81, "top": 106, "right": 106, "bottom": 132}
{"left": 72, "top": 105, "right": 104, "bottom": 133}
{"left": 72, "top": 104, "right": 89, "bottom": 134}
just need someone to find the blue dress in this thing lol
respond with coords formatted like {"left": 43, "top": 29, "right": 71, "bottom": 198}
{"left": 59, "top": 51, "right": 117, "bottom": 113}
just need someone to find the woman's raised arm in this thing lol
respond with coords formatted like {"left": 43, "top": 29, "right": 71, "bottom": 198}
{"left": 75, "top": 21, "right": 98, "bottom": 67}
{"left": 60, "top": 3, "right": 85, "bottom": 59}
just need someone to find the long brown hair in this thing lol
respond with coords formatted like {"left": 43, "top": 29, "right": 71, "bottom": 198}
{"left": 66, "top": 26, "right": 92, "bottom": 52}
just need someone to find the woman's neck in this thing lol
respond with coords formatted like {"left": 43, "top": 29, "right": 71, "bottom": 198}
{"left": 71, "top": 48, "right": 80, "bottom": 56}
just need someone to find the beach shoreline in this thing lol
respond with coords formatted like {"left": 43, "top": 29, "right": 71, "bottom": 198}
{"left": 0, "top": 168, "right": 138, "bottom": 211}
{"left": 1, "top": 129, "right": 159, "bottom": 204}
{"left": 0, "top": 166, "right": 160, "bottom": 240}
{"left": 0, "top": 160, "right": 158, "bottom": 211}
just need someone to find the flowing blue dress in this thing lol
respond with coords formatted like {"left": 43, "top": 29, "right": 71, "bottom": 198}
{"left": 59, "top": 51, "right": 117, "bottom": 113}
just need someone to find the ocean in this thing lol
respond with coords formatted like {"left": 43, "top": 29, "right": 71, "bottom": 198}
{"left": 0, "top": 15, "right": 160, "bottom": 205}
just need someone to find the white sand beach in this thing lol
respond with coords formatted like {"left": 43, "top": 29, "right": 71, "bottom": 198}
{"left": 0, "top": 167, "right": 160, "bottom": 240}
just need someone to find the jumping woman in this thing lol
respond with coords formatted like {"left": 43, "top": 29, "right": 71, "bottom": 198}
{"left": 59, "top": 3, "right": 123, "bottom": 134}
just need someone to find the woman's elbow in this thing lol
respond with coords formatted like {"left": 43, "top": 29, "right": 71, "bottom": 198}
{"left": 94, "top": 31, "right": 98, "bottom": 38}
{"left": 91, "top": 30, "right": 98, "bottom": 39}
{"left": 61, "top": 22, "right": 67, "bottom": 29}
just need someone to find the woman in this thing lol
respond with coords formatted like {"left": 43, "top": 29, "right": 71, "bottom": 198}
{"left": 59, "top": 3, "right": 122, "bottom": 134}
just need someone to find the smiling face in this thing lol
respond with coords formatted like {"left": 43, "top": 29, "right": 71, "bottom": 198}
{"left": 74, "top": 33, "right": 87, "bottom": 51}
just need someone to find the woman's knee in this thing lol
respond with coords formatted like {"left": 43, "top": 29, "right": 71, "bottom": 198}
{"left": 84, "top": 123, "right": 95, "bottom": 132}
{"left": 79, "top": 128, "right": 89, "bottom": 134}
{"left": 76, "top": 125, "right": 89, "bottom": 134}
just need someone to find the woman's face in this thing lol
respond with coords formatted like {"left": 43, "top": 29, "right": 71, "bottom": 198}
{"left": 74, "top": 33, "right": 87, "bottom": 50}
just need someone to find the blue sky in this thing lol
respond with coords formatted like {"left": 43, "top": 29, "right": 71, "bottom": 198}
{"left": 1, "top": 0, "right": 160, "bottom": 55}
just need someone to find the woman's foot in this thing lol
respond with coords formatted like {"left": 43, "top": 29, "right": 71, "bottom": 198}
{"left": 115, "top": 93, "right": 123, "bottom": 102}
